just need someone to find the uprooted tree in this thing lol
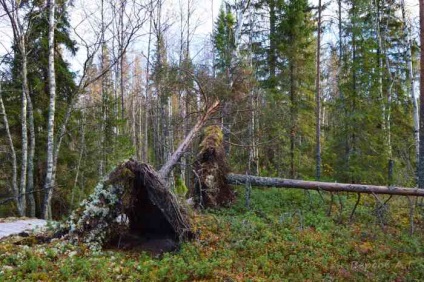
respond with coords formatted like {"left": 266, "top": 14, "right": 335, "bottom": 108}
{"left": 192, "top": 125, "right": 235, "bottom": 208}
{"left": 191, "top": 127, "right": 424, "bottom": 198}
{"left": 50, "top": 101, "right": 220, "bottom": 251}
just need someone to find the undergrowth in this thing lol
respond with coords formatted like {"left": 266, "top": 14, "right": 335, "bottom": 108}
{"left": 1, "top": 188, "right": 423, "bottom": 281}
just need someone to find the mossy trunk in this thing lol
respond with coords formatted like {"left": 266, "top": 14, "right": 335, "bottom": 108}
{"left": 193, "top": 126, "right": 235, "bottom": 208}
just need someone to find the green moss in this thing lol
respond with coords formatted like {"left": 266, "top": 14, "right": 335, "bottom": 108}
{"left": 1, "top": 189, "right": 423, "bottom": 281}
{"left": 200, "top": 125, "right": 224, "bottom": 153}
{"left": 174, "top": 176, "right": 188, "bottom": 197}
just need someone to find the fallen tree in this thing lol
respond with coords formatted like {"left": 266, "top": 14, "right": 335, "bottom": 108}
{"left": 48, "top": 101, "right": 220, "bottom": 252}
{"left": 226, "top": 174, "right": 424, "bottom": 197}
{"left": 63, "top": 160, "right": 193, "bottom": 249}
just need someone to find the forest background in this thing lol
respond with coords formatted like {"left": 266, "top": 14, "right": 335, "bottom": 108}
{"left": 0, "top": 0, "right": 422, "bottom": 219}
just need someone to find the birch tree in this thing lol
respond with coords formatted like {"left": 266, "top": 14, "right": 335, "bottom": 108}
{"left": 0, "top": 74, "right": 19, "bottom": 213}
{"left": 0, "top": 0, "right": 32, "bottom": 216}
{"left": 401, "top": 0, "right": 419, "bottom": 184}
{"left": 42, "top": 0, "right": 57, "bottom": 219}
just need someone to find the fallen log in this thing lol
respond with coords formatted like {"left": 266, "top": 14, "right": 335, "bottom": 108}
{"left": 226, "top": 174, "right": 424, "bottom": 197}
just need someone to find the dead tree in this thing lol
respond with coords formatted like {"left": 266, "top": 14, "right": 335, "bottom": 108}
{"left": 226, "top": 174, "right": 424, "bottom": 197}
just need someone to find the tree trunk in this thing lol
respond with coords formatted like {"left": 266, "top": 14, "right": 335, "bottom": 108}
{"left": 226, "top": 174, "right": 424, "bottom": 197}
{"left": 144, "top": 6, "right": 152, "bottom": 163}
{"left": 315, "top": 0, "right": 322, "bottom": 180}
{"left": 26, "top": 93, "right": 36, "bottom": 217}
{"left": 42, "top": 0, "right": 56, "bottom": 219}
{"left": 269, "top": 0, "right": 276, "bottom": 86}
{"left": 419, "top": 0, "right": 424, "bottom": 188}
{"left": 71, "top": 110, "right": 86, "bottom": 211}
{"left": 0, "top": 79, "right": 19, "bottom": 212}
{"left": 290, "top": 62, "right": 296, "bottom": 178}
{"left": 402, "top": 0, "right": 419, "bottom": 184}
{"left": 19, "top": 36, "right": 29, "bottom": 217}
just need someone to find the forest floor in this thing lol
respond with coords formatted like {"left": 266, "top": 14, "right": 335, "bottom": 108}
{"left": 0, "top": 187, "right": 423, "bottom": 281}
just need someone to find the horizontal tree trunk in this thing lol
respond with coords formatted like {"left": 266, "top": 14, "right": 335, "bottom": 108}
{"left": 226, "top": 174, "right": 424, "bottom": 197}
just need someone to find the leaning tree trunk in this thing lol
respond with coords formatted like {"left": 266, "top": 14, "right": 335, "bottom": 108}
{"left": 158, "top": 100, "right": 220, "bottom": 180}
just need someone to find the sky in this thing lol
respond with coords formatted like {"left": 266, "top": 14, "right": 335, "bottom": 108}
{"left": 0, "top": 0, "right": 421, "bottom": 74}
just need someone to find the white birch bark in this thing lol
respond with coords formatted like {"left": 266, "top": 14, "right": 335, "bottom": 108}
{"left": 19, "top": 36, "right": 29, "bottom": 216}
{"left": 401, "top": 0, "right": 419, "bottom": 183}
{"left": 0, "top": 78, "right": 19, "bottom": 212}
{"left": 42, "top": 0, "right": 56, "bottom": 219}
{"left": 1, "top": 0, "right": 31, "bottom": 216}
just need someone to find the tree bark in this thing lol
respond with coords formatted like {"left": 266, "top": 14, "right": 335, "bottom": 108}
{"left": 226, "top": 174, "right": 424, "bottom": 197}
{"left": 144, "top": 4, "right": 152, "bottom": 163}
{"left": 42, "top": 0, "right": 56, "bottom": 219}
{"left": 26, "top": 93, "right": 36, "bottom": 217}
{"left": 0, "top": 79, "right": 19, "bottom": 211}
{"left": 419, "top": 0, "right": 424, "bottom": 188}
{"left": 1, "top": 0, "right": 31, "bottom": 216}
{"left": 19, "top": 32, "right": 29, "bottom": 217}
{"left": 402, "top": 0, "right": 420, "bottom": 184}
{"left": 315, "top": 0, "right": 322, "bottom": 180}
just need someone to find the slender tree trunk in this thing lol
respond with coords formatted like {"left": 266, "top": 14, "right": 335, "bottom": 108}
{"left": 315, "top": 0, "right": 322, "bottom": 180}
{"left": 144, "top": 5, "right": 152, "bottom": 163}
{"left": 26, "top": 93, "right": 36, "bottom": 217}
{"left": 71, "top": 110, "right": 86, "bottom": 211}
{"left": 401, "top": 0, "right": 419, "bottom": 184}
{"left": 19, "top": 36, "right": 29, "bottom": 216}
{"left": 418, "top": 0, "right": 424, "bottom": 188}
{"left": 42, "top": 0, "right": 56, "bottom": 219}
{"left": 376, "top": 0, "right": 394, "bottom": 185}
{"left": 99, "top": 0, "right": 106, "bottom": 178}
{"left": 290, "top": 62, "right": 296, "bottom": 178}
{"left": 269, "top": 0, "right": 276, "bottom": 87}
{"left": 338, "top": 0, "right": 349, "bottom": 180}
{"left": 0, "top": 79, "right": 19, "bottom": 212}
{"left": 120, "top": 0, "right": 126, "bottom": 121}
